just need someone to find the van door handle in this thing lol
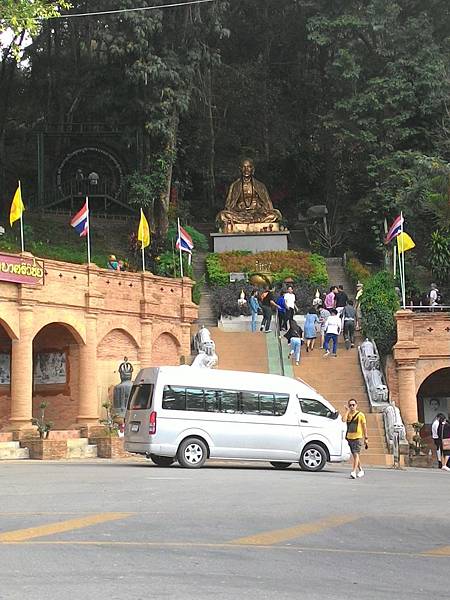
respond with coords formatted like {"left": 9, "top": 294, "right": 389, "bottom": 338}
{"left": 300, "top": 419, "right": 309, "bottom": 423}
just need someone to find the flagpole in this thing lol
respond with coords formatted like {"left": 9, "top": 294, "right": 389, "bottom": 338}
{"left": 400, "top": 211, "right": 406, "bottom": 309}
{"left": 18, "top": 181, "right": 25, "bottom": 253}
{"left": 86, "top": 196, "right": 91, "bottom": 264}
{"left": 393, "top": 244, "right": 397, "bottom": 279}
{"left": 177, "top": 218, "right": 184, "bottom": 278}
{"left": 141, "top": 244, "right": 145, "bottom": 273}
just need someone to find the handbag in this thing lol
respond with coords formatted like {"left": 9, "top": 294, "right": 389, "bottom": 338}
{"left": 442, "top": 438, "right": 450, "bottom": 451}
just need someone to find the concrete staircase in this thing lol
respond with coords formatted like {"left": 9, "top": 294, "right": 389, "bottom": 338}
{"left": 192, "top": 250, "right": 217, "bottom": 327}
{"left": 325, "top": 257, "right": 354, "bottom": 298}
{"left": 0, "top": 441, "right": 29, "bottom": 460}
{"left": 292, "top": 340, "right": 391, "bottom": 466}
{"left": 66, "top": 438, "right": 98, "bottom": 459}
{"left": 209, "top": 328, "right": 269, "bottom": 373}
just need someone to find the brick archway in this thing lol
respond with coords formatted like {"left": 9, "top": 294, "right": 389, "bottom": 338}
{"left": 417, "top": 367, "right": 450, "bottom": 425}
{"left": 152, "top": 332, "right": 181, "bottom": 366}
{"left": 32, "top": 323, "right": 83, "bottom": 429}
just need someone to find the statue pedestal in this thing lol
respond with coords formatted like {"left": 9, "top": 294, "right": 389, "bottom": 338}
{"left": 211, "top": 231, "right": 289, "bottom": 253}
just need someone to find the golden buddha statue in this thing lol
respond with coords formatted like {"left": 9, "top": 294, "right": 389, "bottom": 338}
{"left": 216, "top": 159, "right": 282, "bottom": 232}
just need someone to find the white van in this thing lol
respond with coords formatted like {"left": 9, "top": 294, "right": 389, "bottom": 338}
{"left": 124, "top": 366, "right": 350, "bottom": 471}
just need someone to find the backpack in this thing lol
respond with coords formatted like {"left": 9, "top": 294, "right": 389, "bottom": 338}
{"left": 429, "top": 289, "right": 443, "bottom": 304}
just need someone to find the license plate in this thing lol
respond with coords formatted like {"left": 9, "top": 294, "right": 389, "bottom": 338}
{"left": 131, "top": 423, "right": 140, "bottom": 432}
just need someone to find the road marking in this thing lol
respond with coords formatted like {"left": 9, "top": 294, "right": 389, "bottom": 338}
{"left": 2, "top": 540, "right": 447, "bottom": 560}
{"left": 229, "top": 514, "right": 359, "bottom": 546}
{"left": 0, "top": 512, "right": 132, "bottom": 543}
{"left": 423, "top": 546, "right": 450, "bottom": 556}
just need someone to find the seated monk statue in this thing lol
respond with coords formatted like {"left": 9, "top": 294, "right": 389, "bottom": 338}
{"left": 216, "top": 159, "right": 282, "bottom": 231}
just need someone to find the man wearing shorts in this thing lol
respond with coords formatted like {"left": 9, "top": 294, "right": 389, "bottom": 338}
{"left": 343, "top": 399, "right": 368, "bottom": 479}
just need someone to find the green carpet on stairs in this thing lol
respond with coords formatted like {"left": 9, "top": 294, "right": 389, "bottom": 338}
{"left": 265, "top": 331, "right": 294, "bottom": 377}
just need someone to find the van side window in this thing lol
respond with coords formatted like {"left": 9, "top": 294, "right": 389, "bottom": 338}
{"left": 162, "top": 386, "right": 186, "bottom": 410}
{"left": 219, "top": 390, "right": 239, "bottom": 413}
{"left": 204, "top": 389, "right": 219, "bottom": 412}
{"left": 186, "top": 387, "right": 205, "bottom": 412}
{"left": 274, "top": 394, "right": 289, "bottom": 415}
{"left": 259, "top": 393, "right": 275, "bottom": 415}
{"left": 299, "top": 398, "right": 334, "bottom": 419}
{"left": 240, "top": 391, "right": 259, "bottom": 414}
{"left": 128, "top": 384, "right": 154, "bottom": 410}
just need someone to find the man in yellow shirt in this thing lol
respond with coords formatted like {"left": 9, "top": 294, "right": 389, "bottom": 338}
{"left": 343, "top": 399, "right": 368, "bottom": 479}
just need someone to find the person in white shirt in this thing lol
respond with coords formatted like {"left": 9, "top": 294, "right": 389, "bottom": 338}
{"left": 432, "top": 412, "right": 445, "bottom": 469}
{"left": 323, "top": 309, "right": 341, "bottom": 357}
{"left": 284, "top": 286, "right": 297, "bottom": 322}
{"left": 429, "top": 283, "right": 439, "bottom": 309}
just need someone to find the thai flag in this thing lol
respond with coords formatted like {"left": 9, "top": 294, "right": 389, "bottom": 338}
{"left": 70, "top": 200, "right": 89, "bottom": 237}
{"left": 176, "top": 224, "right": 194, "bottom": 254}
{"left": 385, "top": 214, "right": 404, "bottom": 244}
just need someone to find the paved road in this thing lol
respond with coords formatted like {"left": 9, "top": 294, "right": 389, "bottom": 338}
{"left": 0, "top": 460, "right": 449, "bottom": 599}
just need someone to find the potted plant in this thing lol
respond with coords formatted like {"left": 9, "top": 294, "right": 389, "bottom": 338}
{"left": 93, "top": 402, "right": 128, "bottom": 458}
{"left": 407, "top": 422, "right": 432, "bottom": 467}
{"left": 24, "top": 402, "right": 67, "bottom": 459}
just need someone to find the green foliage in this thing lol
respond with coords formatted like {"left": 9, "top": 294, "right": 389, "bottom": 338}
{"left": 205, "top": 253, "right": 229, "bottom": 286}
{"left": 206, "top": 251, "right": 328, "bottom": 288}
{"left": 100, "top": 402, "right": 119, "bottom": 437}
{"left": 127, "top": 161, "right": 170, "bottom": 209}
{"left": 360, "top": 271, "right": 400, "bottom": 356}
{"left": 0, "top": 0, "right": 71, "bottom": 41}
{"left": 0, "top": 238, "right": 108, "bottom": 269}
{"left": 192, "top": 275, "right": 205, "bottom": 306}
{"left": 428, "top": 230, "right": 450, "bottom": 286}
{"left": 306, "top": 254, "right": 329, "bottom": 287}
{"left": 31, "top": 401, "right": 52, "bottom": 440}
{"left": 345, "top": 255, "right": 371, "bottom": 286}
{"left": 155, "top": 250, "right": 193, "bottom": 279}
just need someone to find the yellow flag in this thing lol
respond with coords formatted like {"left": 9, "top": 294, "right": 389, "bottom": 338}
{"left": 137, "top": 208, "right": 150, "bottom": 248}
{"left": 397, "top": 231, "right": 415, "bottom": 254}
{"left": 10, "top": 182, "right": 25, "bottom": 226}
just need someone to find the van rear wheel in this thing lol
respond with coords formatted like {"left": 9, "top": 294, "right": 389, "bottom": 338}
{"left": 270, "top": 462, "right": 292, "bottom": 469}
{"left": 177, "top": 438, "right": 208, "bottom": 468}
{"left": 150, "top": 454, "right": 175, "bottom": 467}
{"left": 300, "top": 444, "right": 327, "bottom": 472}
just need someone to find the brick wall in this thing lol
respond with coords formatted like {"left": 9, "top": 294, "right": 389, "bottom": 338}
{"left": 152, "top": 332, "right": 181, "bottom": 366}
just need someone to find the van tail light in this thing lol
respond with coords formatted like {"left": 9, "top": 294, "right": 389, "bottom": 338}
{"left": 149, "top": 411, "right": 157, "bottom": 435}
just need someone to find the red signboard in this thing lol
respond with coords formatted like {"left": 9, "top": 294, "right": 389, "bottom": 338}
{"left": 0, "top": 253, "right": 44, "bottom": 286}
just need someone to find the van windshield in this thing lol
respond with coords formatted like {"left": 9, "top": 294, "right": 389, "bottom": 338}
{"left": 127, "top": 384, "right": 154, "bottom": 410}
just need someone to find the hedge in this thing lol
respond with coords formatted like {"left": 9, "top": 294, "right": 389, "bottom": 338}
{"left": 360, "top": 270, "right": 400, "bottom": 356}
{"left": 206, "top": 251, "right": 328, "bottom": 288}
{"left": 345, "top": 254, "right": 371, "bottom": 286}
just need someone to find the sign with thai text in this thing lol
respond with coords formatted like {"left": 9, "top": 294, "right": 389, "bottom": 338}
{"left": 0, "top": 253, "right": 44, "bottom": 285}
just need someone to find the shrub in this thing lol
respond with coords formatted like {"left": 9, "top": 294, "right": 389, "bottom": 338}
{"left": 206, "top": 251, "right": 328, "bottom": 288}
{"left": 155, "top": 250, "right": 193, "bottom": 279}
{"left": 360, "top": 271, "right": 400, "bottom": 356}
{"left": 428, "top": 230, "right": 450, "bottom": 287}
{"left": 345, "top": 254, "right": 371, "bottom": 286}
{"left": 192, "top": 275, "right": 205, "bottom": 305}
{"left": 205, "top": 253, "right": 229, "bottom": 286}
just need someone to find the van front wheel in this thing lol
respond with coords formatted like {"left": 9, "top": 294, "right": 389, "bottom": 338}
{"left": 178, "top": 438, "right": 208, "bottom": 468}
{"left": 300, "top": 444, "right": 327, "bottom": 472}
{"left": 270, "top": 462, "right": 292, "bottom": 469}
{"left": 150, "top": 454, "right": 175, "bottom": 467}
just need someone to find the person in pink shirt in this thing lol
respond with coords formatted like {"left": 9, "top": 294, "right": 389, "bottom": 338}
{"left": 324, "top": 286, "right": 337, "bottom": 309}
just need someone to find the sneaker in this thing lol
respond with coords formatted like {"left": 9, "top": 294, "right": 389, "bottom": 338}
{"left": 265, "top": 329, "right": 272, "bottom": 333}
{"left": 288, "top": 350, "right": 293, "bottom": 357}
{"left": 351, "top": 343, "right": 355, "bottom": 348}
{"left": 350, "top": 471, "right": 356, "bottom": 479}
{"left": 331, "top": 353, "right": 337, "bottom": 358}
{"left": 345, "top": 339, "right": 350, "bottom": 350}
{"left": 357, "top": 470, "right": 365, "bottom": 478}
{"left": 442, "top": 465, "right": 450, "bottom": 472}
{"left": 295, "top": 361, "right": 299, "bottom": 366}
{"left": 323, "top": 351, "right": 330, "bottom": 357}
{"left": 260, "top": 327, "right": 264, "bottom": 332}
